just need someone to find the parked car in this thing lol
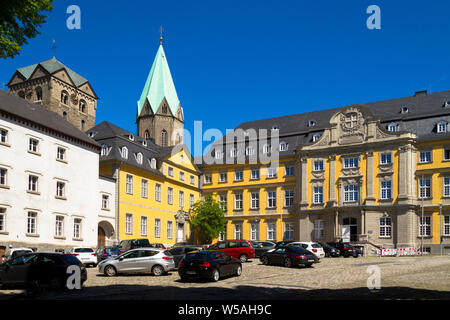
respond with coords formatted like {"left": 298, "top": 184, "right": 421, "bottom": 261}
{"left": 207, "top": 240, "right": 255, "bottom": 263}
{"left": 287, "top": 242, "right": 325, "bottom": 259}
{"left": 317, "top": 242, "right": 340, "bottom": 257}
{"left": 178, "top": 250, "right": 242, "bottom": 282}
{"left": 96, "top": 247, "right": 121, "bottom": 264}
{"left": 327, "top": 242, "right": 354, "bottom": 257}
{"left": 171, "top": 242, "right": 196, "bottom": 248}
{"left": 70, "top": 247, "right": 97, "bottom": 267}
{"left": 2, "top": 247, "right": 34, "bottom": 263}
{"left": 117, "top": 239, "right": 151, "bottom": 253}
{"left": 150, "top": 243, "right": 167, "bottom": 249}
{"left": 168, "top": 245, "right": 202, "bottom": 268}
{"left": 98, "top": 248, "right": 175, "bottom": 277}
{"left": 250, "top": 241, "right": 276, "bottom": 258}
{"left": 274, "top": 240, "right": 295, "bottom": 248}
{"left": 260, "top": 246, "right": 318, "bottom": 268}
{"left": 0, "top": 252, "right": 87, "bottom": 290}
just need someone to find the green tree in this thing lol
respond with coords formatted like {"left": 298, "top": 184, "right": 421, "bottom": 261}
{"left": 0, "top": 0, "right": 53, "bottom": 59}
{"left": 189, "top": 194, "right": 226, "bottom": 245}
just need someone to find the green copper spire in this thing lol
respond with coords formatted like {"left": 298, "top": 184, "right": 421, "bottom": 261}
{"left": 137, "top": 44, "right": 180, "bottom": 116}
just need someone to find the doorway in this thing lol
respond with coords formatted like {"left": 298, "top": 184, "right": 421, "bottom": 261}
{"left": 177, "top": 223, "right": 184, "bottom": 243}
{"left": 342, "top": 218, "right": 358, "bottom": 242}
{"left": 98, "top": 227, "right": 106, "bottom": 248}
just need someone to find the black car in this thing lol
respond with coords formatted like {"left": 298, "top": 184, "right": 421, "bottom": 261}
{"left": 0, "top": 252, "right": 87, "bottom": 291}
{"left": 318, "top": 242, "right": 340, "bottom": 257}
{"left": 117, "top": 239, "right": 151, "bottom": 253}
{"left": 327, "top": 242, "right": 354, "bottom": 257}
{"left": 96, "top": 247, "right": 121, "bottom": 263}
{"left": 168, "top": 245, "right": 202, "bottom": 268}
{"left": 260, "top": 246, "right": 318, "bottom": 268}
{"left": 250, "top": 241, "right": 276, "bottom": 258}
{"left": 274, "top": 240, "right": 295, "bottom": 248}
{"left": 178, "top": 250, "right": 242, "bottom": 282}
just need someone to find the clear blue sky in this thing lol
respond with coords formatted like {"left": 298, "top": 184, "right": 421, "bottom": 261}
{"left": 1, "top": 0, "right": 450, "bottom": 156}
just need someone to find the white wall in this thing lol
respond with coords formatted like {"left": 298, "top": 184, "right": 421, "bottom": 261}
{"left": 0, "top": 116, "right": 100, "bottom": 251}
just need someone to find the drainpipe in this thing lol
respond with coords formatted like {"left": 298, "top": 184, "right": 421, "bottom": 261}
{"left": 116, "top": 165, "right": 121, "bottom": 245}
{"left": 440, "top": 203, "right": 443, "bottom": 256}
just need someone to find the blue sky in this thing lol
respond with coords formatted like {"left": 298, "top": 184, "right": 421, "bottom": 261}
{"left": 1, "top": 0, "right": 450, "bottom": 156}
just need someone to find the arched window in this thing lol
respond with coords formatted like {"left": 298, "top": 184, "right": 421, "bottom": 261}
{"left": 136, "top": 153, "right": 143, "bottom": 164}
{"left": 101, "top": 144, "right": 108, "bottom": 156}
{"left": 35, "top": 87, "right": 42, "bottom": 101}
{"left": 162, "top": 105, "right": 168, "bottom": 114}
{"left": 161, "top": 130, "right": 167, "bottom": 147}
{"left": 79, "top": 99, "right": 86, "bottom": 113}
{"left": 313, "top": 134, "right": 321, "bottom": 142}
{"left": 121, "top": 147, "right": 128, "bottom": 159}
{"left": 61, "top": 91, "right": 68, "bottom": 104}
{"left": 144, "top": 130, "right": 150, "bottom": 140}
{"left": 388, "top": 122, "right": 398, "bottom": 132}
{"left": 150, "top": 158, "right": 157, "bottom": 169}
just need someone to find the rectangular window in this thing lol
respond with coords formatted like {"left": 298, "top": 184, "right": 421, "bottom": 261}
{"left": 380, "top": 181, "right": 392, "bottom": 200}
{"left": 313, "top": 220, "right": 324, "bottom": 240}
{"left": 234, "top": 224, "right": 243, "bottom": 240}
{"left": 285, "top": 166, "right": 294, "bottom": 176}
{"left": 219, "top": 172, "right": 227, "bottom": 183}
{"left": 125, "top": 174, "right": 133, "bottom": 195}
{"left": 313, "top": 187, "right": 323, "bottom": 204}
{"left": 0, "top": 129, "right": 7, "bottom": 144}
{"left": 74, "top": 218, "right": 82, "bottom": 239}
{"left": 251, "top": 169, "right": 260, "bottom": 180}
{"left": 0, "top": 168, "right": 7, "bottom": 186}
{"left": 250, "top": 192, "right": 260, "bottom": 209}
{"left": 57, "top": 147, "right": 66, "bottom": 161}
{"left": 444, "top": 149, "right": 450, "bottom": 161}
{"left": 444, "top": 177, "right": 450, "bottom": 197}
{"left": 267, "top": 223, "right": 276, "bottom": 241}
{"left": 189, "top": 194, "right": 195, "bottom": 208}
{"left": 419, "top": 216, "right": 431, "bottom": 237}
{"left": 179, "top": 190, "right": 184, "bottom": 208}
{"left": 102, "top": 195, "right": 109, "bottom": 210}
{"left": 179, "top": 171, "right": 185, "bottom": 181}
{"left": 55, "top": 216, "right": 64, "bottom": 237}
{"left": 141, "top": 216, "right": 147, "bottom": 236}
{"left": 29, "top": 138, "right": 39, "bottom": 153}
{"left": 380, "top": 152, "right": 392, "bottom": 164}
{"left": 125, "top": 214, "right": 133, "bottom": 235}
{"left": 56, "top": 181, "right": 65, "bottom": 198}
{"left": 234, "top": 193, "right": 243, "bottom": 210}
{"left": 27, "top": 212, "right": 37, "bottom": 234}
{"left": 28, "top": 175, "right": 38, "bottom": 192}
{"left": 204, "top": 174, "right": 212, "bottom": 184}
{"left": 419, "top": 178, "right": 431, "bottom": 199}
{"left": 379, "top": 217, "right": 392, "bottom": 238}
{"left": 190, "top": 175, "right": 195, "bottom": 185}
{"left": 267, "top": 191, "right": 277, "bottom": 208}
{"left": 250, "top": 223, "right": 259, "bottom": 241}
{"left": 167, "top": 221, "right": 173, "bottom": 239}
{"left": 313, "top": 160, "right": 324, "bottom": 172}
{"left": 284, "top": 223, "right": 294, "bottom": 240}
{"left": 219, "top": 194, "right": 227, "bottom": 212}
{"left": 0, "top": 208, "right": 5, "bottom": 232}
{"left": 444, "top": 216, "right": 450, "bottom": 236}
{"left": 285, "top": 189, "right": 294, "bottom": 207}
{"left": 344, "top": 185, "right": 358, "bottom": 202}
{"left": 419, "top": 151, "right": 432, "bottom": 163}
{"left": 141, "top": 179, "right": 148, "bottom": 198}
{"left": 155, "top": 183, "right": 161, "bottom": 202}
{"left": 344, "top": 157, "right": 359, "bottom": 168}
{"left": 267, "top": 167, "right": 277, "bottom": 178}
{"left": 168, "top": 167, "right": 174, "bottom": 177}
{"left": 167, "top": 187, "right": 173, "bottom": 205}
{"left": 234, "top": 170, "right": 244, "bottom": 181}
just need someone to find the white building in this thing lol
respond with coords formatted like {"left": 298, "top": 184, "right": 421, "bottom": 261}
{"left": 98, "top": 174, "right": 117, "bottom": 247}
{"left": 0, "top": 90, "right": 104, "bottom": 254}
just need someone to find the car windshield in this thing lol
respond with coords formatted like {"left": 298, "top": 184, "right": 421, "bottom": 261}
{"left": 61, "top": 254, "right": 82, "bottom": 265}
{"left": 11, "top": 250, "right": 32, "bottom": 258}
{"left": 74, "top": 248, "right": 94, "bottom": 253}
{"left": 184, "top": 252, "right": 212, "bottom": 261}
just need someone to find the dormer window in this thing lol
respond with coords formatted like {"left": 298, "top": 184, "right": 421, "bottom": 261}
{"left": 121, "top": 147, "right": 128, "bottom": 159}
{"left": 444, "top": 101, "right": 450, "bottom": 108}
{"left": 401, "top": 106, "right": 409, "bottom": 114}
{"left": 263, "top": 144, "right": 271, "bottom": 154}
{"left": 150, "top": 158, "right": 157, "bottom": 169}
{"left": 308, "top": 120, "right": 316, "bottom": 127}
{"left": 142, "top": 140, "right": 147, "bottom": 147}
{"left": 128, "top": 134, "right": 134, "bottom": 141}
{"left": 136, "top": 153, "right": 143, "bottom": 164}
{"left": 101, "top": 144, "right": 109, "bottom": 156}
{"left": 312, "top": 134, "right": 321, "bottom": 142}
{"left": 246, "top": 146, "right": 255, "bottom": 156}
{"left": 230, "top": 148, "right": 238, "bottom": 158}
{"left": 271, "top": 125, "right": 279, "bottom": 131}
{"left": 437, "top": 121, "right": 448, "bottom": 133}
{"left": 388, "top": 123, "right": 399, "bottom": 132}
{"left": 215, "top": 149, "right": 223, "bottom": 159}
{"left": 88, "top": 131, "right": 97, "bottom": 138}
{"left": 279, "top": 142, "right": 288, "bottom": 151}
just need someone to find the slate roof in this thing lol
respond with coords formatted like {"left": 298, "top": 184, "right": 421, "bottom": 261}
{"left": 200, "top": 90, "right": 450, "bottom": 165}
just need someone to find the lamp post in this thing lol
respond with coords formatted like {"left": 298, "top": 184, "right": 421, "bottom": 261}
{"left": 440, "top": 203, "right": 443, "bottom": 256}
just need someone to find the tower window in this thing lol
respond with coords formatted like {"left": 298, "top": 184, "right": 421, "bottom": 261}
{"left": 61, "top": 91, "right": 68, "bottom": 104}
{"left": 79, "top": 100, "right": 87, "bottom": 113}
{"left": 162, "top": 105, "right": 168, "bottom": 114}
{"left": 161, "top": 130, "right": 167, "bottom": 147}
{"left": 144, "top": 130, "right": 150, "bottom": 140}
{"left": 35, "top": 87, "right": 42, "bottom": 101}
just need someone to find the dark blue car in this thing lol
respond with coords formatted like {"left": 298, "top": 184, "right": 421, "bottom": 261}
{"left": 96, "top": 247, "right": 121, "bottom": 263}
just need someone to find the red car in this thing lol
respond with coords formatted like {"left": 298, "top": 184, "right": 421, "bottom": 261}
{"left": 207, "top": 240, "right": 255, "bottom": 262}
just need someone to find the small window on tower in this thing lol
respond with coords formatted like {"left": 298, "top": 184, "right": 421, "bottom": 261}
{"left": 162, "top": 105, "right": 168, "bottom": 114}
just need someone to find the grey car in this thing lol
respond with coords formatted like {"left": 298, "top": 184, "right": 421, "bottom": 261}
{"left": 98, "top": 248, "right": 175, "bottom": 276}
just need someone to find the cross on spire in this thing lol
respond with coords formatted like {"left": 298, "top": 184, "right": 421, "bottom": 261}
{"left": 159, "top": 26, "right": 164, "bottom": 44}
{"left": 51, "top": 39, "right": 57, "bottom": 58}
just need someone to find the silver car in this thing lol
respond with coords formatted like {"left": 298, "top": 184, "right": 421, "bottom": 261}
{"left": 98, "top": 248, "right": 175, "bottom": 276}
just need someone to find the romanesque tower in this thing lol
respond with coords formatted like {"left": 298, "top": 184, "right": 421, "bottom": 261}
{"left": 136, "top": 38, "right": 184, "bottom": 147}
{"left": 6, "top": 57, "right": 98, "bottom": 132}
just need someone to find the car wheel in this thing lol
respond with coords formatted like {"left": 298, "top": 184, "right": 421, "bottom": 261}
{"left": 239, "top": 254, "right": 248, "bottom": 263}
{"left": 261, "top": 256, "right": 269, "bottom": 265}
{"left": 284, "top": 258, "right": 293, "bottom": 268}
{"left": 211, "top": 269, "right": 220, "bottom": 282}
{"left": 104, "top": 265, "right": 117, "bottom": 277}
{"left": 235, "top": 264, "right": 242, "bottom": 277}
{"left": 152, "top": 265, "right": 164, "bottom": 276}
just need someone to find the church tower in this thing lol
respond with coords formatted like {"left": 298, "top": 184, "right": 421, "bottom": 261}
{"left": 136, "top": 38, "right": 184, "bottom": 147}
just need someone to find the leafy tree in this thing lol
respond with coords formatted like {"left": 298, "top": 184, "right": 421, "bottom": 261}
{"left": 0, "top": 0, "right": 53, "bottom": 59}
{"left": 189, "top": 194, "right": 226, "bottom": 245}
